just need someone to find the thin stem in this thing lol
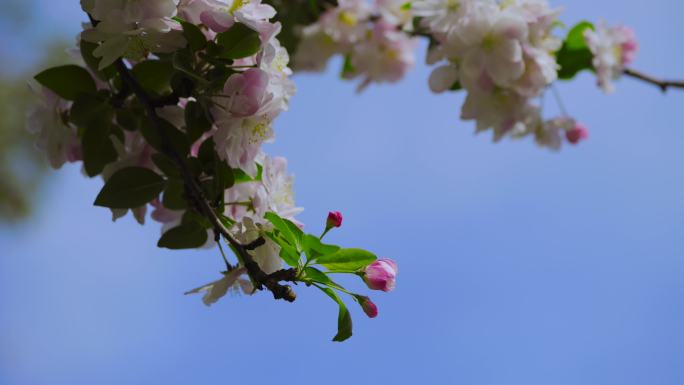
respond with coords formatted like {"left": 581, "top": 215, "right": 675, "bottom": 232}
{"left": 551, "top": 84, "right": 568, "bottom": 117}
{"left": 623, "top": 68, "right": 684, "bottom": 92}
{"left": 217, "top": 241, "right": 233, "bottom": 271}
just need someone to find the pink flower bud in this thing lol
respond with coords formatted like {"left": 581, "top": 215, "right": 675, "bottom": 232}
{"left": 358, "top": 296, "right": 378, "bottom": 318}
{"left": 363, "top": 258, "right": 398, "bottom": 292}
{"left": 566, "top": 123, "right": 589, "bottom": 144}
{"left": 326, "top": 211, "right": 343, "bottom": 229}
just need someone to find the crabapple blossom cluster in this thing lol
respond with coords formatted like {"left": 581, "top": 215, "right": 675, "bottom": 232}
{"left": 28, "top": 0, "right": 397, "bottom": 341}
{"left": 584, "top": 22, "right": 638, "bottom": 93}
{"left": 294, "top": 0, "right": 419, "bottom": 91}
{"left": 415, "top": 0, "right": 588, "bottom": 149}
{"left": 294, "top": 0, "right": 643, "bottom": 150}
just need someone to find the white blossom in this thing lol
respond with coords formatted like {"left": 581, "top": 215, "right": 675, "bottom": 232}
{"left": 585, "top": 21, "right": 639, "bottom": 93}
{"left": 26, "top": 86, "right": 80, "bottom": 169}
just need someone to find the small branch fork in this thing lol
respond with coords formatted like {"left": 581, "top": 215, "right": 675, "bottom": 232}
{"left": 89, "top": 14, "right": 298, "bottom": 302}
{"left": 623, "top": 68, "right": 684, "bottom": 93}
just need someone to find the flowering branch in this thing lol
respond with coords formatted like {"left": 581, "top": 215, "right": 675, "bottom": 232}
{"left": 30, "top": 1, "right": 398, "bottom": 342}
{"left": 623, "top": 68, "right": 684, "bottom": 92}
{"left": 106, "top": 24, "right": 297, "bottom": 302}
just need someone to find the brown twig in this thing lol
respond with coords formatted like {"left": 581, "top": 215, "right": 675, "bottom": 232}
{"left": 623, "top": 68, "right": 684, "bottom": 93}
{"left": 90, "top": 13, "right": 297, "bottom": 302}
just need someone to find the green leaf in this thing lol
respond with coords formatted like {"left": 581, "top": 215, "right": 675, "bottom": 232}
{"left": 80, "top": 40, "right": 115, "bottom": 80}
{"left": 198, "top": 137, "right": 216, "bottom": 165}
{"left": 162, "top": 179, "right": 187, "bottom": 210}
{"left": 304, "top": 267, "right": 331, "bottom": 284}
{"left": 34, "top": 65, "right": 96, "bottom": 100}
{"left": 303, "top": 234, "right": 340, "bottom": 262}
{"left": 279, "top": 243, "right": 301, "bottom": 267}
{"left": 131, "top": 60, "right": 175, "bottom": 95}
{"left": 158, "top": 221, "right": 208, "bottom": 249}
{"left": 181, "top": 21, "right": 207, "bottom": 51}
{"left": 315, "top": 248, "right": 377, "bottom": 272}
{"left": 82, "top": 123, "right": 118, "bottom": 177}
{"left": 151, "top": 153, "right": 181, "bottom": 179}
{"left": 233, "top": 168, "right": 254, "bottom": 183}
{"left": 341, "top": 54, "right": 355, "bottom": 78}
{"left": 70, "top": 93, "right": 113, "bottom": 128}
{"left": 115, "top": 109, "right": 140, "bottom": 131}
{"left": 182, "top": 209, "right": 212, "bottom": 229}
{"left": 94, "top": 167, "right": 167, "bottom": 209}
{"left": 565, "top": 21, "right": 594, "bottom": 50}
{"left": 139, "top": 118, "right": 191, "bottom": 157}
{"left": 172, "top": 49, "right": 207, "bottom": 84}
{"left": 303, "top": 267, "right": 347, "bottom": 292}
{"left": 317, "top": 286, "right": 353, "bottom": 342}
{"left": 216, "top": 24, "right": 262, "bottom": 59}
{"left": 214, "top": 160, "right": 235, "bottom": 193}
{"left": 449, "top": 80, "right": 463, "bottom": 91}
{"left": 264, "top": 231, "right": 301, "bottom": 267}
{"left": 171, "top": 72, "right": 195, "bottom": 98}
{"left": 556, "top": 21, "right": 596, "bottom": 80}
{"left": 185, "top": 101, "right": 212, "bottom": 142}
{"left": 264, "top": 212, "right": 303, "bottom": 251}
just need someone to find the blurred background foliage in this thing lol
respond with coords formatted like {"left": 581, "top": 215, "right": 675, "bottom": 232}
{"left": 0, "top": 2, "right": 73, "bottom": 221}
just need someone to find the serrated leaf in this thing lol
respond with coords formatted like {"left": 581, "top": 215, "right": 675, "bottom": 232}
{"left": 94, "top": 167, "right": 166, "bottom": 209}
{"left": 315, "top": 248, "right": 377, "bottom": 272}
{"left": 158, "top": 221, "right": 208, "bottom": 249}
{"left": 216, "top": 24, "right": 262, "bottom": 59}
{"left": 34, "top": 65, "right": 96, "bottom": 100}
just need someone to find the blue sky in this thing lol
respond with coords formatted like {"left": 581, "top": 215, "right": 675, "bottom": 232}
{"left": 2, "top": 1, "right": 684, "bottom": 384}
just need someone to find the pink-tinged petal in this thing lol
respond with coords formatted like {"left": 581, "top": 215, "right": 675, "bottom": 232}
{"left": 566, "top": 123, "right": 589, "bottom": 144}
{"left": 326, "top": 211, "right": 343, "bottom": 228}
{"left": 200, "top": 10, "right": 234, "bottom": 33}
{"left": 223, "top": 68, "right": 269, "bottom": 117}
{"left": 363, "top": 258, "right": 398, "bottom": 292}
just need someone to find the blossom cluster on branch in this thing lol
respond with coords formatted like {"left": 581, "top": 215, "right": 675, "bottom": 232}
{"left": 294, "top": 0, "right": 644, "bottom": 149}
{"left": 26, "top": 0, "right": 681, "bottom": 341}
{"left": 28, "top": 0, "right": 398, "bottom": 341}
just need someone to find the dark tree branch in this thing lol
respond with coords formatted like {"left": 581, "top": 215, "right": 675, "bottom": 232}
{"left": 244, "top": 237, "right": 267, "bottom": 250}
{"left": 115, "top": 59, "right": 296, "bottom": 302}
{"left": 623, "top": 68, "right": 684, "bottom": 92}
{"left": 89, "top": 12, "right": 297, "bottom": 302}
